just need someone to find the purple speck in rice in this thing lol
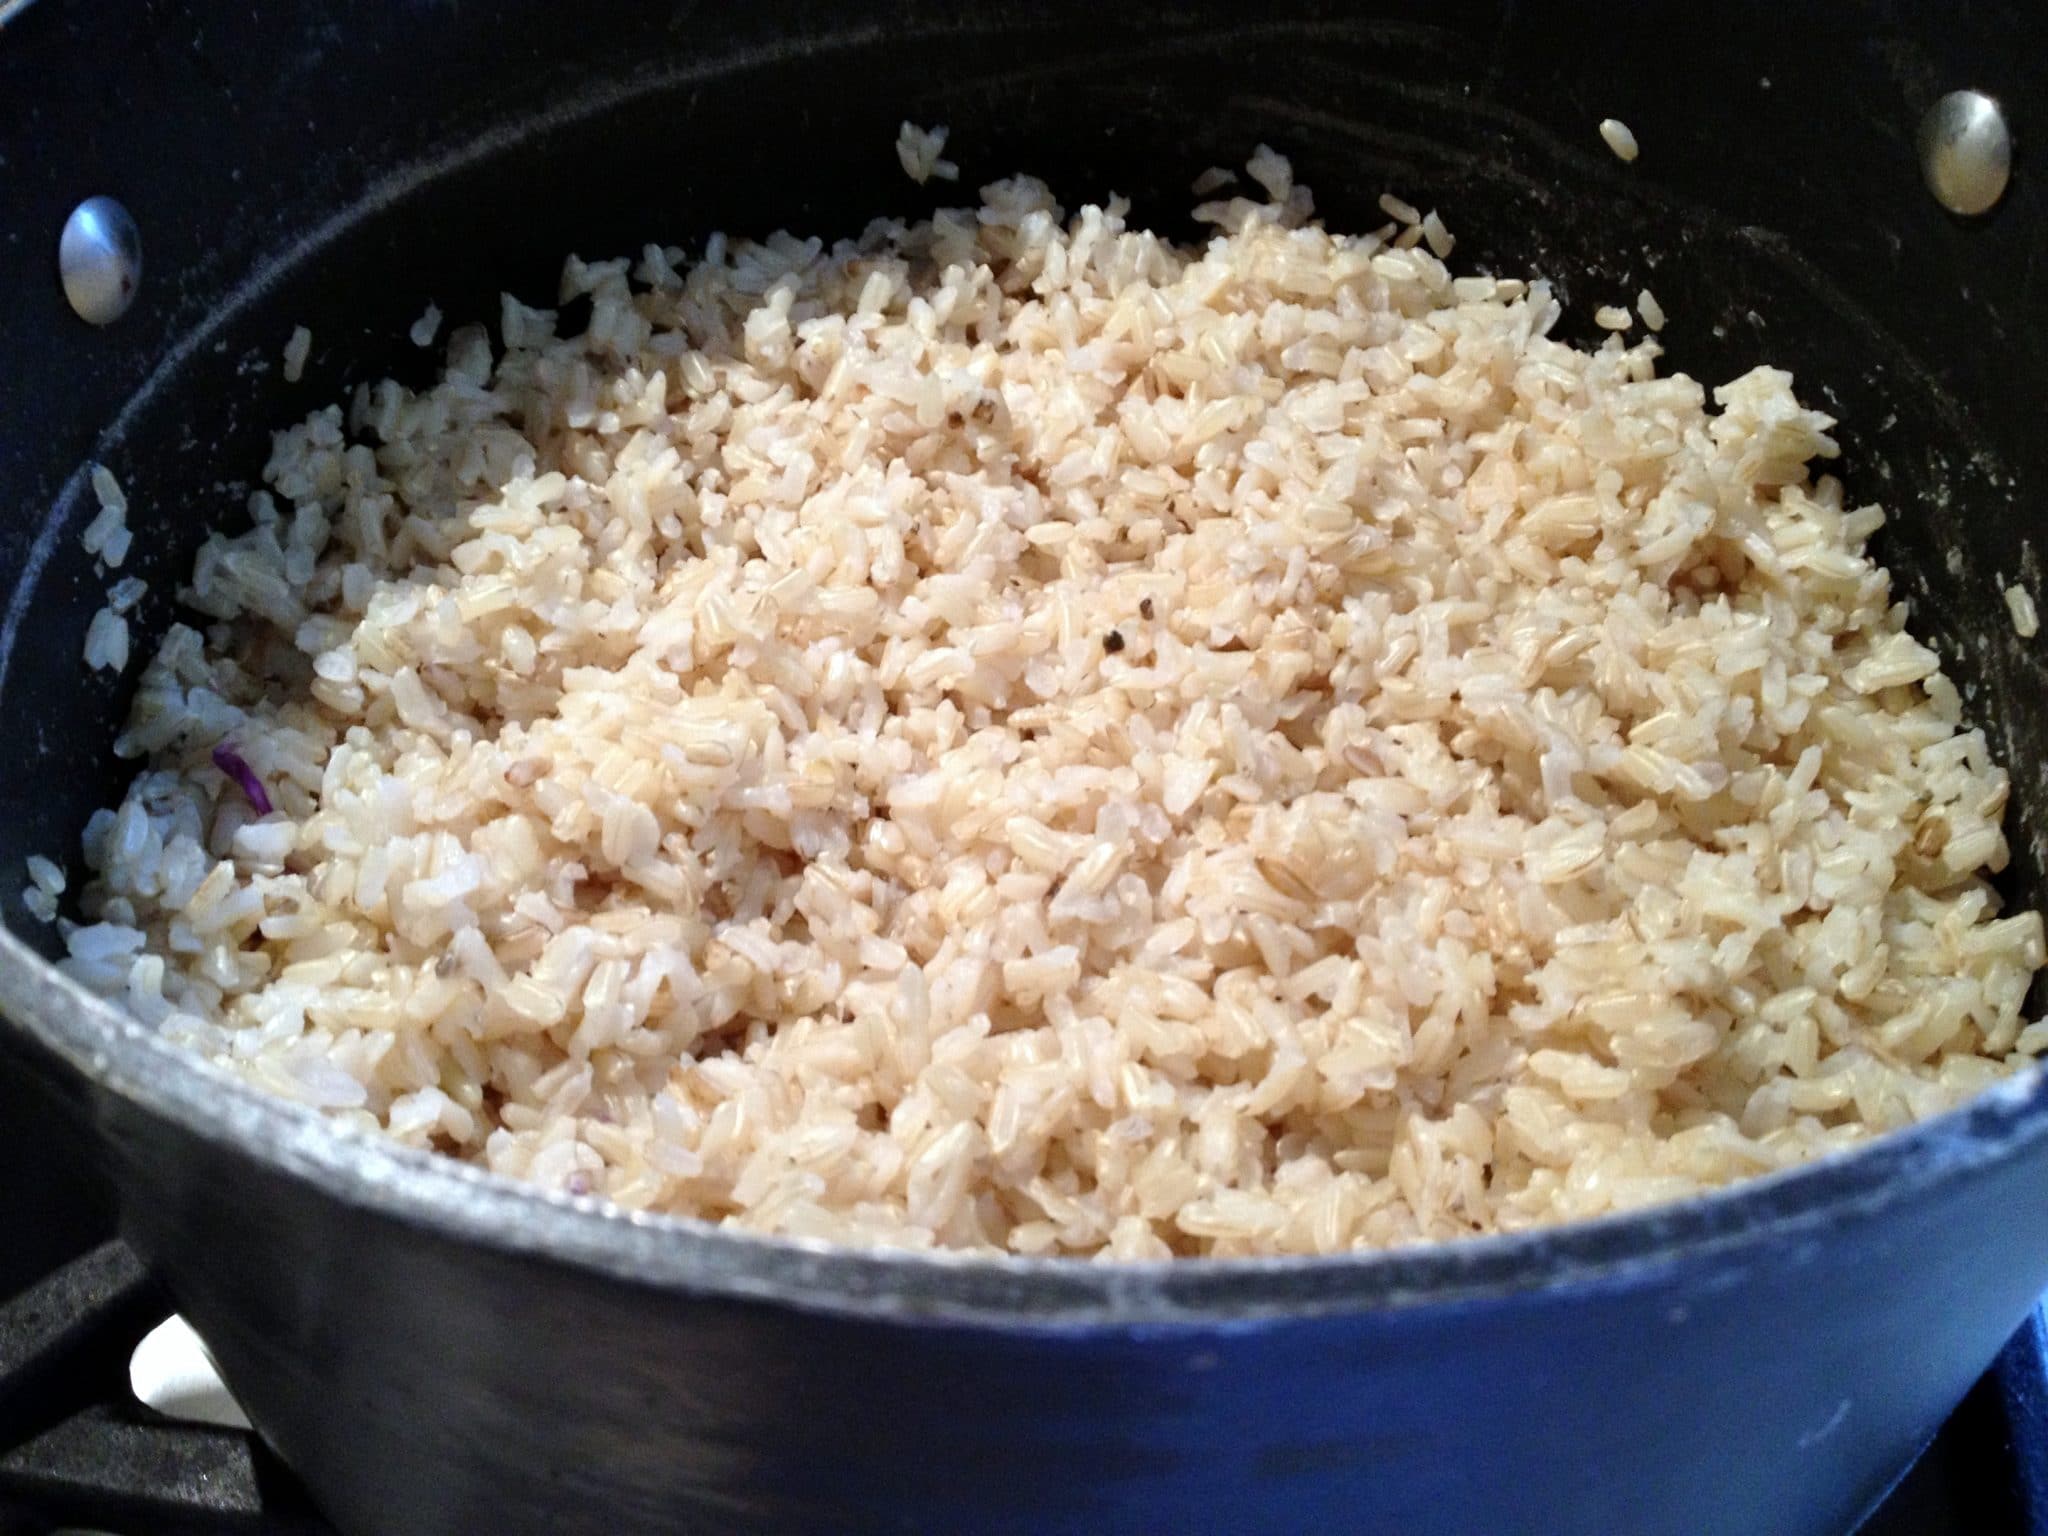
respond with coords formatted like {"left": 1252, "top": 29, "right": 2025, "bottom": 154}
{"left": 211, "top": 743, "right": 273, "bottom": 816}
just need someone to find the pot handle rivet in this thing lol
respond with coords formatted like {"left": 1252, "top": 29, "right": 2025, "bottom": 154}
{"left": 1919, "top": 90, "right": 2012, "bottom": 217}
{"left": 58, "top": 195, "right": 143, "bottom": 325}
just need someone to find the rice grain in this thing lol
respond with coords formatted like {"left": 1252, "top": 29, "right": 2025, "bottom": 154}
{"left": 2009, "top": 584, "right": 2039, "bottom": 638}
{"left": 1600, "top": 118, "right": 1640, "bottom": 162}
{"left": 895, "top": 122, "right": 958, "bottom": 185}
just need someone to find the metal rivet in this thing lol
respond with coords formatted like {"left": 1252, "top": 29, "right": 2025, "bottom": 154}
{"left": 58, "top": 195, "right": 142, "bottom": 325}
{"left": 1918, "top": 90, "right": 2013, "bottom": 217}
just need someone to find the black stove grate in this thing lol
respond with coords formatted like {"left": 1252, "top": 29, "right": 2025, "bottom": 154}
{"left": 1, "top": 1239, "right": 2044, "bottom": 1535}
{"left": 0, "top": 1243, "right": 326, "bottom": 1535}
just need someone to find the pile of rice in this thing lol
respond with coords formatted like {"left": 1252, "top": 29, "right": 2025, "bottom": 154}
{"left": 52, "top": 147, "right": 2045, "bottom": 1257}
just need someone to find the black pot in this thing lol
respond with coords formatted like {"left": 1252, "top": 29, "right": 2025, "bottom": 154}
{"left": 3, "top": 4, "right": 2045, "bottom": 1533}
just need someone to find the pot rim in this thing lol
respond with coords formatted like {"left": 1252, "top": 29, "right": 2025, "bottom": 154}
{"left": 7, "top": 923, "right": 2045, "bottom": 1327}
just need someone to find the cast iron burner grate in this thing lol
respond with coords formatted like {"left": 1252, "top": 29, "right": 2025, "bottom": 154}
{"left": 0, "top": 1244, "right": 324, "bottom": 1535}
{"left": 1, "top": 1241, "right": 2045, "bottom": 1535}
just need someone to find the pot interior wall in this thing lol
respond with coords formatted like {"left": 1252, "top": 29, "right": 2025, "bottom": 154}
{"left": 1, "top": 0, "right": 2043, "bottom": 967}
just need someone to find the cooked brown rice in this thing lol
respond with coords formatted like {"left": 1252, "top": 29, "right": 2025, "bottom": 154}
{"left": 51, "top": 149, "right": 2045, "bottom": 1257}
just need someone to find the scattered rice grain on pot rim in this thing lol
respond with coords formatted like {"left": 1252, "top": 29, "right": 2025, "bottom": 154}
{"left": 106, "top": 576, "right": 148, "bottom": 616}
{"left": 2008, "top": 585, "right": 2040, "bottom": 639}
{"left": 90, "top": 464, "right": 127, "bottom": 517}
{"left": 26, "top": 855, "right": 65, "bottom": 897}
{"left": 81, "top": 606, "right": 128, "bottom": 673}
{"left": 408, "top": 303, "right": 443, "bottom": 349}
{"left": 1600, "top": 117, "right": 1640, "bottom": 162}
{"left": 282, "top": 325, "right": 312, "bottom": 383}
{"left": 22, "top": 854, "right": 64, "bottom": 924}
{"left": 1637, "top": 288, "right": 1667, "bottom": 332}
{"left": 895, "top": 121, "right": 957, "bottom": 185}
{"left": 80, "top": 467, "right": 129, "bottom": 565}
{"left": 53, "top": 146, "right": 2046, "bottom": 1258}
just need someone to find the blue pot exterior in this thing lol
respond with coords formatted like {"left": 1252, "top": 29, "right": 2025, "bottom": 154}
{"left": 87, "top": 1071, "right": 2048, "bottom": 1536}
